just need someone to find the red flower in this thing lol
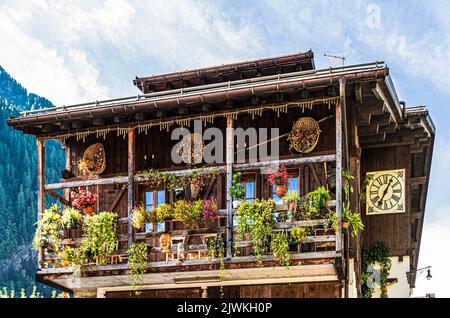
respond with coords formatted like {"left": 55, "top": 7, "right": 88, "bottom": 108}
{"left": 268, "top": 165, "right": 291, "bottom": 186}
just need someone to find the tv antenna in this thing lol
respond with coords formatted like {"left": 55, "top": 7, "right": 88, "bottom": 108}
{"left": 324, "top": 53, "right": 346, "bottom": 66}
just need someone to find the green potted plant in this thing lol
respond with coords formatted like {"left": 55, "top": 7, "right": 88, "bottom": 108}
{"left": 283, "top": 190, "right": 300, "bottom": 221}
{"left": 268, "top": 165, "right": 291, "bottom": 198}
{"left": 131, "top": 205, "right": 148, "bottom": 231}
{"left": 300, "top": 186, "right": 332, "bottom": 219}
{"left": 33, "top": 204, "right": 63, "bottom": 253}
{"left": 236, "top": 199, "right": 275, "bottom": 265}
{"left": 230, "top": 172, "right": 245, "bottom": 209}
{"left": 61, "top": 207, "right": 82, "bottom": 230}
{"left": 154, "top": 203, "right": 173, "bottom": 232}
{"left": 81, "top": 211, "right": 118, "bottom": 265}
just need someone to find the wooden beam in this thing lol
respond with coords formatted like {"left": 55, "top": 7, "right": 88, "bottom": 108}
{"left": 234, "top": 154, "right": 336, "bottom": 171}
{"left": 37, "top": 138, "right": 45, "bottom": 269}
{"left": 127, "top": 128, "right": 136, "bottom": 249}
{"left": 226, "top": 116, "right": 234, "bottom": 257}
{"left": 45, "top": 176, "right": 129, "bottom": 190}
{"left": 108, "top": 185, "right": 127, "bottom": 212}
{"left": 45, "top": 189, "right": 70, "bottom": 206}
{"left": 45, "top": 155, "right": 337, "bottom": 191}
{"left": 373, "top": 83, "right": 399, "bottom": 126}
{"left": 92, "top": 118, "right": 105, "bottom": 126}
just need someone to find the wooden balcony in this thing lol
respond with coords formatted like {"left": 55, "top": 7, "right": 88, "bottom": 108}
{"left": 39, "top": 202, "right": 339, "bottom": 278}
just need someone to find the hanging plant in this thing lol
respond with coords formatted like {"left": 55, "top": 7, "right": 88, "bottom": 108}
{"left": 128, "top": 242, "right": 148, "bottom": 294}
{"left": 138, "top": 169, "right": 166, "bottom": 188}
{"left": 236, "top": 199, "right": 275, "bottom": 265}
{"left": 361, "top": 242, "right": 392, "bottom": 298}
{"left": 205, "top": 236, "right": 225, "bottom": 297}
{"left": 230, "top": 172, "right": 245, "bottom": 208}
{"left": 324, "top": 211, "right": 340, "bottom": 234}
{"left": 290, "top": 225, "right": 307, "bottom": 244}
{"left": 342, "top": 170, "right": 364, "bottom": 237}
{"left": 33, "top": 204, "right": 63, "bottom": 252}
{"left": 270, "top": 232, "right": 290, "bottom": 267}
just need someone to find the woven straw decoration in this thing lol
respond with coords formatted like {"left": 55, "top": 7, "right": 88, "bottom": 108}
{"left": 288, "top": 117, "right": 321, "bottom": 153}
{"left": 176, "top": 132, "right": 204, "bottom": 165}
{"left": 80, "top": 143, "right": 106, "bottom": 175}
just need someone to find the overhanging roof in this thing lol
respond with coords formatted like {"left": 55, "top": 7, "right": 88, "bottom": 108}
{"left": 7, "top": 62, "right": 390, "bottom": 135}
{"left": 133, "top": 50, "right": 315, "bottom": 93}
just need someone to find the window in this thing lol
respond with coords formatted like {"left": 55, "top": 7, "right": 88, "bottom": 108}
{"left": 144, "top": 189, "right": 165, "bottom": 210}
{"left": 244, "top": 180, "right": 256, "bottom": 202}
{"left": 272, "top": 175, "right": 299, "bottom": 204}
{"left": 144, "top": 189, "right": 165, "bottom": 233}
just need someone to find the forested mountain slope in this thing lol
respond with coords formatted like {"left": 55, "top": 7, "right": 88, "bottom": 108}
{"left": 0, "top": 65, "right": 64, "bottom": 294}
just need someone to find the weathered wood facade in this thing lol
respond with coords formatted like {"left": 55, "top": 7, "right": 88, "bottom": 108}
{"left": 7, "top": 51, "right": 434, "bottom": 298}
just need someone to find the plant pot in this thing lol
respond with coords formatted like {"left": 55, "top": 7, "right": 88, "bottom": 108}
{"left": 342, "top": 220, "right": 349, "bottom": 229}
{"left": 69, "top": 219, "right": 78, "bottom": 230}
{"left": 326, "top": 174, "right": 336, "bottom": 194}
{"left": 174, "top": 188, "right": 185, "bottom": 201}
{"left": 83, "top": 206, "right": 94, "bottom": 215}
{"left": 289, "top": 201, "right": 298, "bottom": 212}
{"left": 232, "top": 200, "right": 241, "bottom": 209}
{"left": 190, "top": 183, "right": 201, "bottom": 200}
{"left": 275, "top": 185, "right": 287, "bottom": 198}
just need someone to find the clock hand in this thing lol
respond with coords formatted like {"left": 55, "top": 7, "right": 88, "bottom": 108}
{"left": 378, "top": 178, "right": 393, "bottom": 206}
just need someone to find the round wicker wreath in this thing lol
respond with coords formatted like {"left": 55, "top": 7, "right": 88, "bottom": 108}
{"left": 78, "top": 143, "right": 106, "bottom": 175}
{"left": 176, "top": 132, "right": 204, "bottom": 165}
{"left": 288, "top": 117, "right": 321, "bottom": 153}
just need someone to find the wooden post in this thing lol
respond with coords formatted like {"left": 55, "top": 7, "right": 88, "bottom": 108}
{"left": 37, "top": 138, "right": 45, "bottom": 269}
{"left": 127, "top": 129, "right": 135, "bottom": 249}
{"left": 336, "top": 77, "right": 346, "bottom": 255}
{"left": 64, "top": 143, "right": 71, "bottom": 202}
{"left": 226, "top": 117, "right": 234, "bottom": 258}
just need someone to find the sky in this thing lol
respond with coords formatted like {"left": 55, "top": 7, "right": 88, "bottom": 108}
{"left": 0, "top": 0, "right": 449, "bottom": 297}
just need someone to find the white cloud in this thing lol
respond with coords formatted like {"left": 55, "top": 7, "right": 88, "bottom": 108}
{"left": 413, "top": 215, "right": 450, "bottom": 297}
{"left": 0, "top": 0, "right": 263, "bottom": 105}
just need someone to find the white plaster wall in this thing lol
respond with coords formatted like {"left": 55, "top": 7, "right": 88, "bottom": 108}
{"left": 371, "top": 256, "right": 411, "bottom": 298}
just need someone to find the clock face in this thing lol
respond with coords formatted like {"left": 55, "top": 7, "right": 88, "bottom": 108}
{"left": 366, "top": 169, "right": 405, "bottom": 215}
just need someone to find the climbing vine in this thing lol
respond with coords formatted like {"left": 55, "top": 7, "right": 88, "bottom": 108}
{"left": 206, "top": 236, "right": 226, "bottom": 297}
{"left": 236, "top": 199, "right": 275, "bottom": 266}
{"left": 361, "top": 242, "right": 392, "bottom": 298}
{"left": 128, "top": 242, "right": 148, "bottom": 295}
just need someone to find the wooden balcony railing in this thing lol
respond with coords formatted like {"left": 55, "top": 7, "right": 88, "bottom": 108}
{"left": 40, "top": 202, "right": 339, "bottom": 275}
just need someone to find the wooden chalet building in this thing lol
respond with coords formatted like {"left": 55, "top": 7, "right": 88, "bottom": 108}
{"left": 7, "top": 50, "right": 434, "bottom": 298}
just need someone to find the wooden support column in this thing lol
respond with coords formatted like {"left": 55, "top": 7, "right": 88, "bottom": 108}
{"left": 64, "top": 143, "right": 71, "bottom": 202}
{"left": 37, "top": 138, "right": 45, "bottom": 269}
{"left": 127, "top": 129, "right": 135, "bottom": 249}
{"left": 336, "top": 77, "right": 346, "bottom": 255}
{"left": 226, "top": 117, "right": 234, "bottom": 258}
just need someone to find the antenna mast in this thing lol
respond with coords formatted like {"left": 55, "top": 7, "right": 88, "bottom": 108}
{"left": 324, "top": 53, "right": 346, "bottom": 66}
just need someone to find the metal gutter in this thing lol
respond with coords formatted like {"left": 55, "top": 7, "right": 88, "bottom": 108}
{"left": 8, "top": 62, "right": 388, "bottom": 128}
